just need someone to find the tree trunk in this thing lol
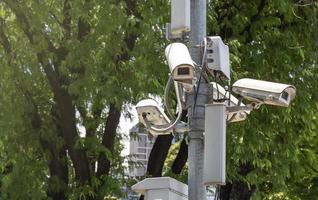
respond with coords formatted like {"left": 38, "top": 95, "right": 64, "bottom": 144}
{"left": 51, "top": 81, "right": 91, "bottom": 186}
{"left": 45, "top": 105, "right": 69, "bottom": 200}
{"left": 220, "top": 163, "right": 255, "bottom": 200}
{"left": 146, "top": 134, "right": 174, "bottom": 177}
{"left": 219, "top": 183, "right": 232, "bottom": 200}
{"left": 171, "top": 137, "right": 188, "bottom": 174}
{"left": 46, "top": 145, "right": 68, "bottom": 200}
{"left": 96, "top": 103, "right": 122, "bottom": 178}
{"left": 171, "top": 110, "right": 188, "bottom": 174}
{"left": 30, "top": 99, "right": 69, "bottom": 200}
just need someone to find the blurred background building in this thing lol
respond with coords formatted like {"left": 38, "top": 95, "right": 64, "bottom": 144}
{"left": 128, "top": 123, "right": 156, "bottom": 177}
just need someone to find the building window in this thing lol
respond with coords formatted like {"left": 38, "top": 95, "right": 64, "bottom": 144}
{"left": 137, "top": 148, "right": 147, "bottom": 153}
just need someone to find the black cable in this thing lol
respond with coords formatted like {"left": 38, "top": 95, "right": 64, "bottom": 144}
{"left": 219, "top": 77, "right": 231, "bottom": 104}
{"left": 214, "top": 185, "right": 220, "bottom": 200}
{"left": 215, "top": 77, "right": 220, "bottom": 100}
{"left": 192, "top": 39, "right": 207, "bottom": 115}
{"left": 164, "top": 76, "right": 175, "bottom": 119}
{"left": 228, "top": 80, "right": 231, "bottom": 106}
{"left": 192, "top": 66, "right": 205, "bottom": 115}
{"left": 223, "top": 88, "right": 228, "bottom": 99}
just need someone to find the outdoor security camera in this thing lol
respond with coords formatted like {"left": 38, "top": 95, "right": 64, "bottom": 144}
{"left": 232, "top": 78, "right": 296, "bottom": 107}
{"left": 135, "top": 99, "right": 171, "bottom": 135}
{"left": 165, "top": 43, "right": 194, "bottom": 91}
{"left": 210, "top": 82, "right": 250, "bottom": 122}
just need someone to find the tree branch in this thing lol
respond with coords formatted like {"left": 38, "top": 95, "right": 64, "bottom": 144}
{"left": 171, "top": 138, "right": 188, "bottom": 174}
{"left": 15, "top": 79, "right": 69, "bottom": 200}
{"left": 77, "top": 0, "right": 91, "bottom": 42}
{"left": 0, "top": 18, "right": 12, "bottom": 54}
{"left": 4, "top": 0, "right": 70, "bottom": 74}
{"left": 3, "top": 0, "right": 92, "bottom": 186}
{"left": 39, "top": 56, "right": 91, "bottom": 185}
{"left": 96, "top": 103, "right": 121, "bottom": 177}
{"left": 3, "top": 0, "right": 60, "bottom": 60}
{"left": 171, "top": 112, "right": 188, "bottom": 174}
{"left": 146, "top": 134, "right": 173, "bottom": 177}
{"left": 40, "top": 105, "right": 69, "bottom": 200}
{"left": 96, "top": 0, "right": 142, "bottom": 179}
{"left": 49, "top": 11, "right": 63, "bottom": 26}
{"left": 220, "top": 163, "right": 255, "bottom": 199}
{"left": 240, "top": 0, "right": 267, "bottom": 43}
{"left": 63, "top": 0, "right": 71, "bottom": 39}
{"left": 77, "top": 101, "right": 102, "bottom": 138}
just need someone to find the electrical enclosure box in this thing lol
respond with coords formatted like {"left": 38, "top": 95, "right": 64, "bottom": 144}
{"left": 132, "top": 177, "right": 188, "bottom": 200}
{"left": 171, "top": 0, "right": 190, "bottom": 36}
{"left": 204, "top": 103, "right": 226, "bottom": 185}
{"left": 206, "top": 36, "right": 230, "bottom": 80}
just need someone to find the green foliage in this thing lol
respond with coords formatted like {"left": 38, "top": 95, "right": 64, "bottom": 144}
{"left": 0, "top": 0, "right": 316, "bottom": 199}
{"left": 0, "top": 0, "right": 169, "bottom": 199}
{"left": 209, "top": 0, "right": 318, "bottom": 199}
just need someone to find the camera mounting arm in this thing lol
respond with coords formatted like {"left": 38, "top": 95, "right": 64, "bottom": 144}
{"left": 226, "top": 105, "right": 253, "bottom": 113}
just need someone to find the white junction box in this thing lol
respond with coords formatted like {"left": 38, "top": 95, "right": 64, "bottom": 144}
{"left": 132, "top": 177, "right": 188, "bottom": 200}
{"left": 204, "top": 103, "right": 227, "bottom": 185}
{"left": 171, "top": 0, "right": 190, "bottom": 36}
{"left": 206, "top": 36, "right": 230, "bottom": 80}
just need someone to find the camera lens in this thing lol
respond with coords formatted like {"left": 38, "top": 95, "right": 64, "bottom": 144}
{"left": 281, "top": 91, "right": 289, "bottom": 101}
{"left": 177, "top": 67, "right": 190, "bottom": 75}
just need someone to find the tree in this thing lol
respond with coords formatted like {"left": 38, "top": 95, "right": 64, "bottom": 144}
{"left": 208, "top": 0, "right": 318, "bottom": 199}
{"left": 143, "top": 1, "right": 318, "bottom": 200}
{"left": 0, "top": 0, "right": 317, "bottom": 199}
{"left": 0, "top": 0, "right": 169, "bottom": 199}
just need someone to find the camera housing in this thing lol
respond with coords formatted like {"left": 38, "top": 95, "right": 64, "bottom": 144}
{"left": 165, "top": 43, "right": 194, "bottom": 91}
{"left": 135, "top": 99, "right": 171, "bottom": 135}
{"left": 232, "top": 78, "right": 296, "bottom": 107}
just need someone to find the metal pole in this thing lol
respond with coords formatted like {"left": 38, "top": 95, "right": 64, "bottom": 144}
{"left": 188, "top": 0, "right": 207, "bottom": 199}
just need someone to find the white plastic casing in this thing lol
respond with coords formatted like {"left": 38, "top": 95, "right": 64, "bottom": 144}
{"left": 171, "top": 0, "right": 190, "bottom": 36}
{"left": 165, "top": 43, "right": 194, "bottom": 91}
{"left": 132, "top": 177, "right": 188, "bottom": 200}
{"left": 206, "top": 36, "right": 230, "bottom": 80}
{"left": 210, "top": 82, "right": 249, "bottom": 122}
{"left": 135, "top": 99, "right": 171, "bottom": 136}
{"left": 204, "top": 103, "right": 226, "bottom": 185}
{"left": 232, "top": 78, "right": 296, "bottom": 107}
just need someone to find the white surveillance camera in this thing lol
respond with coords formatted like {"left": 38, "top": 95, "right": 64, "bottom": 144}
{"left": 135, "top": 99, "right": 171, "bottom": 136}
{"left": 232, "top": 78, "right": 296, "bottom": 107}
{"left": 165, "top": 43, "right": 194, "bottom": 91}
{"left": 210, "top": 82, "right": 250, "bottom": 122}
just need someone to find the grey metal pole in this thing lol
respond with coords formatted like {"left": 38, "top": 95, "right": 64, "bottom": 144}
{"left": 188, "top": 0, "right": 207, "bottom": 199}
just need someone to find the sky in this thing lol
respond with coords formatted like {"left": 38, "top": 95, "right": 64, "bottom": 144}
{"left": 78, "top": 96, "right": 163, "bottom": 157}
{"left": 77, "top": 105, "right": 138, "bottom": 157}
{"left": 119, "top": 106, "right": 138, "bottom": 156}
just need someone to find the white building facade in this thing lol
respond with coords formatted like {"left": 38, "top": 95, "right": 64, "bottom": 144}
{"left": 129, "top": 124, "right": 156, "bottom": 177}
